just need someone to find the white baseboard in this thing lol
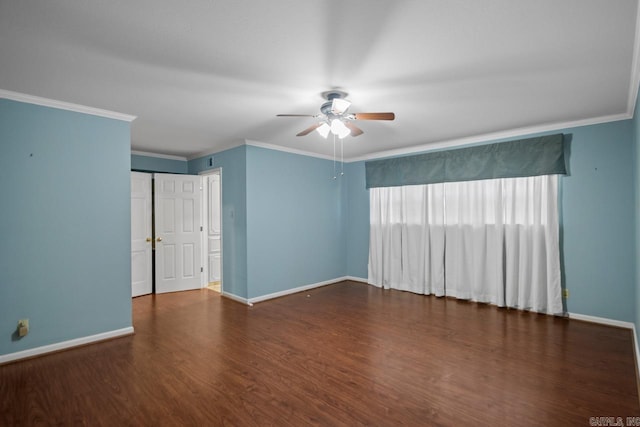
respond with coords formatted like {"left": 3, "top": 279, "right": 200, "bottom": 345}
{"left": 568, "top": 312, "right": 635, "bottom": 329}
{"left": 0, "top": 326, "right": 134, "bottom": 365}
{"left": 221, "top": 277, "right": 365, "bottom": 306}
{"left": 221, "top": 291, "right": 253, "bottom": 307}
{"left": 248, "top": 276, "right": 357, "bottom": 304}
{"left": 344, "top": 276, "right": 368, "bottom": 284}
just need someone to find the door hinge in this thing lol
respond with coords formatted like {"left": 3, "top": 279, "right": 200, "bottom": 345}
{"left": 201, "top": 267, "right": 204, "bottom": 272}
{"left": 200, "top": 226, "right": 203, "bottom": 231}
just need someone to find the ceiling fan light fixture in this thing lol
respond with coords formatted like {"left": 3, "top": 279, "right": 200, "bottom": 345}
{"left": 337, "top": 127, "right": 351, "bottom": 139}
{"left": 331, "top": 119, "right": 351, "bottom": 139}
{"left": 331, "top": 98, "right": 351, "bottom": 114}
{"left": 316, "top": 122, "right": 330, "bottom": 138}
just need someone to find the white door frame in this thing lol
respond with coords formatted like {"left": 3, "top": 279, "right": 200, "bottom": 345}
{"left": 199, "top": 168, "right": 223, "bottom": 292}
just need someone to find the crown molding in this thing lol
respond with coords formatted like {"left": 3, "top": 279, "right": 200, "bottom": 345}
{"left": 131, "top": 150, "right": 187, "bottom": 161}
{"left": 0, "top": 89, "right": 136, "bottom": 122}
{"left": 347, "top": 112, "right": 632, "bottom": 162}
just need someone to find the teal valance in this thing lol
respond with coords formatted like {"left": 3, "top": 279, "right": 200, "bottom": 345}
{"left": 365, "top": 134, "right": 566, "bottom": 189}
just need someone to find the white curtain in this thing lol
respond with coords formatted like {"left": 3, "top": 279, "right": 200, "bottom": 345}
{"left": 368, "top": 175, "right": 562, "bottom": 315}
{"left": 369, "top": 184, "right": 445, "bottom": 296}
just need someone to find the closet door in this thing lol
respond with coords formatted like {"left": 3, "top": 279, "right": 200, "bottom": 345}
{"left": 154, "top": 173, "right": 202, "bottom": 293}
{"left": 131, "top": 172, "right": 152, "bottom": 297}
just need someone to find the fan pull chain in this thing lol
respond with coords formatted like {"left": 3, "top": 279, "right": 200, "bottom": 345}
{"left": 341, "top": 137, "right": 344, "bottom": 176}
{"left": 333, "top": 134, "right": 337, "bottom": 180}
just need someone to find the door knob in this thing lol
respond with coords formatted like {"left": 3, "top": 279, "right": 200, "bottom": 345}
{"left": 156, "top": 237, "right": 163, "bottom": 242}
{"left": 146, "top": 237, "right": 152, "bottom": 243}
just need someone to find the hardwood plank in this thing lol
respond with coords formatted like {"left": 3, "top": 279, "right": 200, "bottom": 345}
{"left": 1, "top": 281, "right": 638, "bottom": 425}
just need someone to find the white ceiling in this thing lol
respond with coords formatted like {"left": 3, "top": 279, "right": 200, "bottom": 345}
{"left": 1, "top": 1, "right": 639, "bottom": 161}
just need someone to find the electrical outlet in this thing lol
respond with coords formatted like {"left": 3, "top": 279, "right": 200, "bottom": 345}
{"left": 17, "top": 319, "right": 29, "bottom": 337}
{"left": 562, "top": 289, "right": 569, "bottom": 298}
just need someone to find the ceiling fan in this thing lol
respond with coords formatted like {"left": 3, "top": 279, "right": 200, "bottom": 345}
{"left": 277, "top": 90, "right": 395, "bottom": 138}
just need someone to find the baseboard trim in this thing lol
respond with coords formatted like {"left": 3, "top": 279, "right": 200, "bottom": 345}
{"left": 221, "top": 278, "right": 366, "bottom": 306}
{"left": 221, "top": 291, "right": 254, "bottom": 307}
{"left": 248, "top": 276, "right": 355, "bottom": 304}
{"left": 568, "top": 312, "right": 635, "bottom": 329}
{"left": 0, "top": 326, "right": 134, "bottom": 365}
{"left": 344, "top": 276, "right": 368, "bottom": 284}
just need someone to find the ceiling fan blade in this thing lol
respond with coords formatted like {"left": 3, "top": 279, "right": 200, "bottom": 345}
{"left": 296, "top": 123, "right": 322, "bottom": 136}
{"left": 344, "top": 121, "right": 364, "bottom": 137}
{"left": 353, "top": 112, "right": 395, "bottom": 121}
{"left": 277, "top": 114, "right": 317, "bottom": 117}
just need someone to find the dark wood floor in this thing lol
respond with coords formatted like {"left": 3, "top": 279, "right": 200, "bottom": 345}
{"left": 1, "top": 281, "right": 638, "bottom": 426}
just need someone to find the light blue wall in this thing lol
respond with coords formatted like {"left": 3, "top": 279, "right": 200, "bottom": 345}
{"left": 345, "top": 161, "right": 369, "bottom": 279}
{"left": 345, "top": 122, "right": 637, "bottom": 323}
{"left": 189, "top": 146, "right": 248, "bottom": 298}
{"left": 245, "top": 146, "right": 346, "bottom": 298}
{"left": 0, "top": 99, "right": 132, "bottom": 356}
{"left": 561, "top": 121, "right": 635, "bottom": 322}
{"left": 131, "top": 154, "right": 188, "bottom": 174}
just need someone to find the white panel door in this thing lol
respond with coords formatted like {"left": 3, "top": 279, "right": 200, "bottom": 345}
{"left": 154, "top": 173, "right": 202, "bottom": 293}
{"left": 207, "top": 173, "right": 222, "bottom": 283}
{"left": 131, "top": 172, "right": 152, "bottom": 297}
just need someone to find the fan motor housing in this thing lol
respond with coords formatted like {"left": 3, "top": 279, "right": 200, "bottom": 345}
{"left": 321, "top": 90, "right": 348, "bottom": 101}
{"left": 320, "top": 101, "right": 334, "bottom": 116}
{"left": 320, "top": 90, "right": 349, "bottom": 116}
